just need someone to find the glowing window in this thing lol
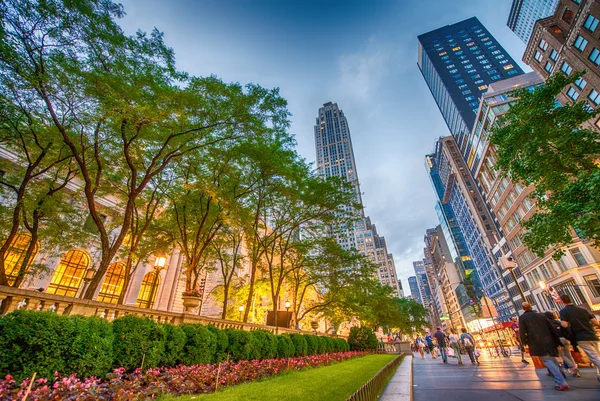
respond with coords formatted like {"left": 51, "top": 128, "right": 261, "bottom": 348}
{"left": 478, "top": 85, "right": 488, "bottom": 91}
{"left": 452, "top": 46, "right": 461, "bottom": 51}
{"left": 439, "top": 52, "right": 447, "bottom": 56}
{"left": 504, "top": 64, "right": 514, "bottom": 70}
{"left": 4, "top": 233, "right": 39, "bottom": 285}
{"left": 136, "top": 271, "right": 160, "bottom": 309}
{"left": 47, "top": 250, "right": 90, "bottom": 297}
{"left": 97, "top": 262, "right": 126, "bottom": 304}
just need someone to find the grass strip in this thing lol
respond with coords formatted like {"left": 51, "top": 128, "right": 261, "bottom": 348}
{"left": 163, "top": 353, "right": 398, "bottom": 401}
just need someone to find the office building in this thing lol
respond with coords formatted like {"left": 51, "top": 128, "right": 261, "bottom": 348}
{"left": 413, "top": 260, "right": 432, "bottom": 308}
{"left": 314, "top": 102, "right": 401, "bottom": 296}
{"left": 408, "top": 276, "right": 422, "bottom": 304}
{"left": 418, "top": 17, "right": 524, "bottom": 159}
{"left": 508, "top": 0, "right": 560, "bottom": 44}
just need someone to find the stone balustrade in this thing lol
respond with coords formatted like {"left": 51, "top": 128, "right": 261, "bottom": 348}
{"left": 0, "top": 285, "right": 342, "bottom": 337}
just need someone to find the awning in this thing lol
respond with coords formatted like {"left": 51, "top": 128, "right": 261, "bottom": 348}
{"left": 482, "top": 322, "right": 512, "bottom": 334}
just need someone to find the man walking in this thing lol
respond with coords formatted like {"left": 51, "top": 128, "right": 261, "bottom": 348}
{"left": 433, "top": 327, "right": 448, "bottom": 364}
{"left": 425, "top": 331, "right": 436, "bottom": 359}
{"left": 460, "top": 327, "right": 478, "bottom": 364}
{"left": 544, "top": 311, "right": 579, "bottom": 377}
{"left": 519, "top": 302, "right": 568, "bottom": 391}
{"left": 559, "top": 294, "right": 600, "bottom": 382}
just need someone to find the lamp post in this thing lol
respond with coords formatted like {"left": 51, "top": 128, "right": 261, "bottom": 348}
{"left": 284, "top": 301, "right": 291, "bottom": 329}
{"left": 238, "top": 305, "right": 244, "bottom": 321}
{"left": 80, "top": 267, "right": 97, "bottom": 298}
{"left": 148, "top": 255, "right": 167, "bottom": 309}
{"left": 499, "top": 256, "right": 526, "bottom": 303}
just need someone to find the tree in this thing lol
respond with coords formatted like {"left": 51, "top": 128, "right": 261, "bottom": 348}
{"left": 211, "top": 225, "right": 244, "bottom": 319}
{"left": 1, "top": 0, "right": 289, "bottom": 297}
{"left": 489, "top": 72, "right": 600, "bottom": 256}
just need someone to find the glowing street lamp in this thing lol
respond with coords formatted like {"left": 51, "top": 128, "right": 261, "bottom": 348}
{"left": 239, "top": 305, "right": 244, "bottom": 321}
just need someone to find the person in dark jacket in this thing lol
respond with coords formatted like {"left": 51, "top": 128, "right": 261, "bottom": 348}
{"left": 519, "top": 303, "right": 568, "bottom": 391}
{"left": 544, "top": 311, "right": 579, "bottom": 377}
{"left": 433, "top": 327, "right": 448, "bottom": 364}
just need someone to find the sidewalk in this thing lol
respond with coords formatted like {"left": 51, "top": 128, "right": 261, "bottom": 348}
{"left": 412, "top": 351, "right": 599, "bottom": 401}
{"left": 379, "top": 354, "right": 412, "bottom": 401}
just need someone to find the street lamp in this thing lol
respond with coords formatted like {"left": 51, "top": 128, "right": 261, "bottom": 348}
{"left": 80, "top": 267, "right": 97, "bottom": 297}
{"left": 284, "top": 301, "right": 291, "bottom": 328}
{"left": 499, "top": 256, "right": 526, "bottom": 303}
{"left": 239, "top": 305, "right": 244, "bottom": 321}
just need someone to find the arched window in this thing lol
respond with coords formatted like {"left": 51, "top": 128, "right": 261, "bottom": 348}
{"left": 4, "top": 233, "right": 39, "bottom": 285}
{"left": 97, "top": 262, "right": 126, "bottom": 304}
{"left": 47, "top": 250, "right": 90, "bottom": 297}
{"left": 136, "top": 271, "right": 160, "bottom": 309}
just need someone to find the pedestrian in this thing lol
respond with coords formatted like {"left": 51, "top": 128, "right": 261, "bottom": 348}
{"left": 415, "top": 336, "right": 426, "bottom": 359}
{"left": 425, "top": 332, "right": 436, "bottom": 359}
{"left": 559, "top": 294, "right": 600, "bottom": 383}
{"left": 543, "top": 311, "right": 579, "bottom": 377}
{"left": 448, "top": 328, "right": 463, "bottom": 365}
{"left": 519, "top": 302, "right": 568, "bottom": 391}
{"left": 434, "top": 326, "right": 448, "bottom": 364}
{"left": 510, "top": 316, "right": 530, "bottom": 364}
{"left": 460, "top": 327, "right": 478, "bottom": 364}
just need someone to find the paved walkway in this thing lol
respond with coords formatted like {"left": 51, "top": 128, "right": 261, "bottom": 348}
{"left": 380, "top": 354, "right": 412, "bottom": 401}
{"left": 411, "top": 351, "right": 599, "bottom": 401}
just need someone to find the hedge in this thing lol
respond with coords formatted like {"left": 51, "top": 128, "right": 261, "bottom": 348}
{"left": 347, "top": 326, "right": 378, "bottom": 351}
{"left": 0, "top": 310, "right": 350, "bottom": 381}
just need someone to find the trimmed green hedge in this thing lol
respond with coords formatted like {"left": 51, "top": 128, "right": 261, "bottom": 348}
{"left": 347, "top": 326, "right": 378, "bottom": 351}
{"left": 0, "top": 310, "right": 349, "bottom": 381}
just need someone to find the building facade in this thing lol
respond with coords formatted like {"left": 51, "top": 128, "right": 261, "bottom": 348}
{"left": 508, "top": 0, "right": 560, "bottom": 44}
{"left": 314, "top": 102, "right": 401, "bottom": 296}
{"left": 408, "top": 276, "right": 422, "bottom": 304}
{"left": 418, "top": 17, "right": 524, "bottom": 158}
{"left": 412, "top": 260, "right": 432, "bottom": 308}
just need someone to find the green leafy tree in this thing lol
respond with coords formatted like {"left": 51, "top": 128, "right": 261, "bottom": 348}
{"left": 489, "top": 72, "right": 600, "bottom": 256}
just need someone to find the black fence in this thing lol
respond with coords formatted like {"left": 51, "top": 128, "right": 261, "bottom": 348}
{"left": 347, "top": 353, "right": 405, "bottom": 401}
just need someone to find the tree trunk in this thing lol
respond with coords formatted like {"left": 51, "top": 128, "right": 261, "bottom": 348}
{"left": 221, "top": 283, "right": 229, "bottom": 319}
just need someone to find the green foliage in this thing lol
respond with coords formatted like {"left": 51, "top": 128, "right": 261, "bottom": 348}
{"left": 207, "top": 325, "right": 230, "bottom": 363}
{"left": 180, "top": 324, "right": 217, "bottom": 365}
{"left": 289, "top": 334, "right": 308, "bottom": 357}
{"left": 335, "top": 338, "right": 350, "bottom": 352}
{"left": 305, "top": 335, "right": 320, "bottom": 355}
{"left": 276, "top": 335, "right": 295, "bottom": 358}
{"left": 489, "top": 72, "right": 600, "bottom": 255}
{"left": 317, "top": 336, "right": 328, "bottom": 354}
{"left": 348, "top": 327, "right": 377, "bottom": 351}
{"left": 66, "top": 316, "right": 114, "bottom": 378}
{"left": 112, "top": 315, "right": 165, "bottom": 371}
{"left": 250, "top": 330, "right": 278, "bottom": 360}
{"left": 224, "top": 329, "right": 254, "bottom": 362}
{"left": 161, "top": 324, "right": 186, "bottom": 367}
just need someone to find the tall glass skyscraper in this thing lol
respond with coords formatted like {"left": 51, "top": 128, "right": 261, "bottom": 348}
{"left": 507, "top": 0, "right": 559, "bottom": 44}
{"left": 417, "top": 17, "right": 524, "bottom": 160}
{"left": 314, "top": 102, "right": 401, "bottom": 296}
{"left": 408, "top": 276, "right": 422, "bottom": 303}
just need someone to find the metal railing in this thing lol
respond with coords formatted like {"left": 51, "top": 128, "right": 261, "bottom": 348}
{"left": 347, "top": 353, "right": 405, "bottom": 401}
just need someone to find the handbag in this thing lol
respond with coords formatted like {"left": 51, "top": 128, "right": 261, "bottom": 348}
{"left": 474, "top": 349, "right": 481, "bottom": 358}
{"left": 447, "top": 347, "right": 455, "bottom": 357}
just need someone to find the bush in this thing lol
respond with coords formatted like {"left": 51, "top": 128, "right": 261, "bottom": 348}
{"left": 224, "top": 329, "right": 254, "bottom": 362}
{"left": 180, "top": 324, "right": 216, "bottom": 365}
{"left": 276, "top": 335, "right": 295, "bottom": 358}
{"left": 317, "top": 335, "right": 328, "bottom": 354}
{"left": 0, "top": 310, "right": 75, "bottom": 381}
{"left": 161, "top": 324, "right": 186, "bottom": 367}
{"left": 289, "top": 334, "right": 308, "bottom": 357}
{"left": 304, "top": 334, "right": 319, "bottom": 355}
{"left": 66, "top": 315, "right": 113, "bottom": 378}
{"left": 112, "top": 315, "right": 165, "bottom": 371}
{"left": 250, "top": 330, "right": 277, "bottom": 360}
{"left": 348, "top": 327, "right": 377, "bottom": 351}
{"left": 335, "top": 338, "right": 349, "bottom": 352}
{"left": 207, "top": 325, "right": 229, "bottom": 363}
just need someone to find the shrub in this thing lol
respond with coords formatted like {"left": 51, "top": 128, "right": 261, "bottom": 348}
{"left": 289, "top": 334, "right": 308, "bottom": 357}
{"left": 224, "top": 329, "right": 254, "bottom": 362}
{"left": 207, "top": 325, "right": 229, "bottom": 363}
{"left": 335, "top": 338, "right": 349, "bottom": 352}
{"left": 325, "top": 337, "right": 336, "bottom": 353}
{"left": 180, "top": 324, "right": 216, "bottom": 365}
{"left": 250, "top": 330, "right": 277, "bottom": 360}
{"left": 161, "top": 324, "right": 186, "bottom": 367}
{"left": 317, "top": 335, "right": 328, "bottom": 354}
{"left": 66, "top": 315, "right": 113, "bottom": 378}
{"left": 276, "top": 335, "right": 295, "bottom": 358}
{"left": 112, "top": 315, "right": 165, "bottom": 371}
{"left": 348, "top": 326, "right": 377, "bottom": 351}
{"left": 0, "top": 310, "right": 75, "bottom": 381}
{"left": 304, "top": 334, "right": 319, "bottom": 355}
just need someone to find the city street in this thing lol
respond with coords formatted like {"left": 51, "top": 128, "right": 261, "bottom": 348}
{"left": 412, "top": 351, "right": 600, "bottom": 401}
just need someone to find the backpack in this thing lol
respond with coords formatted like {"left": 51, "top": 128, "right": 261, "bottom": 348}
{"left": 464, "top": 335, "right": 473, "bottom": 347}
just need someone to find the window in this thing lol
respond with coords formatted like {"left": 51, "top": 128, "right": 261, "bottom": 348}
{"left": 439, "top": 51, "right": 447, "bottom": 56}
{"left": 452, "top": 46, "right": 461, "bottom": 51}
{"left": 575, "top": 76, "right": 587, "bottom": 90}
{"left": 462, "top": 90, "right": 472, "bottom": 95}
{"left": 561, "top": 62, "right": 573, "bottom": 75}
{"left": 534, "top": 51, "right": 543, "bottom": 62}
{"left": 589, "top": 89, "right": 600, "bottom": 105}
{"left": 584, "top": 14, "right": 599, "bottom": 32}
{"left": 458, "top": 84, "right": 468, "bottom": 90}
{"left": 478, "top": 85, "right": 488, "bottom": 91}
{"left": 4, "top": 233, "right": 39, "bottom": 285}
{"left": 456, "top": 79, "right": 465, "bottom": 84}
{"left": 544, "top": 62, "right": 554, "bottom": 73}
{"left": 570, "top": 247, "right": 587, "bottom": 266}
{"left": 465, "top": 95, "right": 475, "bottom": 101}
{"left": 508, "top": 70, "right": 519, "bottom": 76}
{"left": 588, "top": 48, "right": 600, "bottom": 65}
{"left": 562, "top": 9, "right": 575, "bottom": 24}
{"left": 97, "top": 262, "right": 126, "bottom": 304}
{"left": 449, "top": 69, "right": 458, "bottom": 74}
{"left": 491, "top": 74, "right": 501, "bottom": 80}
{"left": 550, "top": 49, "right": 559, "bottom": 61}
{"left": 584, "top": 275, "right": 600, "bottom": 297}
{"left": 136, "top": 271, "right": 161, "bottom": 309}
{"left": 574, "top": 35, "right": 588, "bottom": 52}
{"left": 474, "top": 79, "right": 484, "bottom": 84}
{"left": 469, "top": 101, "right": 479, "bottom": 107}
{"left": 47, "top": 250, "right": 91, "bottom": 297}
{"left": 503, "top": 64, "right": 514, "bottom": 70}
{"left": 471, "top": 74, "right": 480, "bottom": 79}
{"left": 539, "top": 39, "right": 548, "bottom": 51}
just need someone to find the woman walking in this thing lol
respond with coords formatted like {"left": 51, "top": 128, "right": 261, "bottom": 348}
{"left": 460, "top": 327, "right": 479, "bottom": 364}
{"left": 415, "top": 336, "right": 426, "bottom": 359}
{"left": 449, "top": 328, "right": 463, "bottom": 365}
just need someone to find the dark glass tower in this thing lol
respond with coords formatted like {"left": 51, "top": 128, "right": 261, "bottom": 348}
{"left": 417, "top": 17, "right": 524, "bottom": 159}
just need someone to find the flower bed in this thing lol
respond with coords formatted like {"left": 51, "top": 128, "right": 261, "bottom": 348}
{"left": 0, "top": 351, "right": 367, "bottom": 400}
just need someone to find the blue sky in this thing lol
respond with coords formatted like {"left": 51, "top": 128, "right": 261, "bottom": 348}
{"left": 118, "top": 0, "right": 529, "bottom": 296}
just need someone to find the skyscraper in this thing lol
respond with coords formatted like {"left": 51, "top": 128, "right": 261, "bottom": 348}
{"left": 408, "top": 276, "right": 422, "bottom": 304}
{"left": 417, "top": 17, "right": 524, "bottom": 158}
{"left": 507, "top": 0, "right": 559, "bottom": 44}
{"left": 413, "top": 260, "right": 432, "bottom": 308}
{"left": 314, "top": 102, "right": 401, "bottom": 296}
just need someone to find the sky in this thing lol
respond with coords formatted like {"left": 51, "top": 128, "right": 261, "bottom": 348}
{"left": 118, "top": 0, "right": 530, "bottom": 296}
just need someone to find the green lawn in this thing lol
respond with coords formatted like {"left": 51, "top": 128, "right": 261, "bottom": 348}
{"left": 163, "top": 354, "right": 400, "bottom": 401}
